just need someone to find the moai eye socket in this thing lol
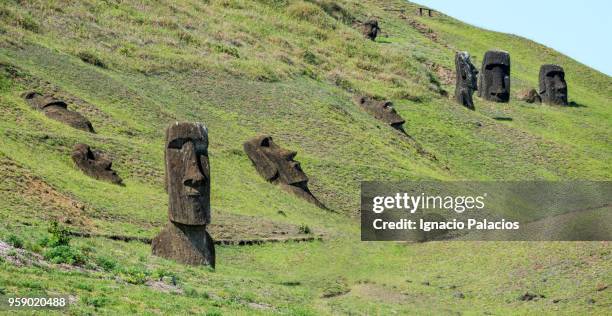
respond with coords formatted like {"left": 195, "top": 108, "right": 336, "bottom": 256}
{"left": 260, "top": 137, "right": 271, "bottom": 147}
{"left": 168, "top": 138, "right": 188, "bottom": 149}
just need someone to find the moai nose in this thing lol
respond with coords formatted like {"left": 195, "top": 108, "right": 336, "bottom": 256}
{"left": 182, "top": 143, "right": 205, "bottom": 187}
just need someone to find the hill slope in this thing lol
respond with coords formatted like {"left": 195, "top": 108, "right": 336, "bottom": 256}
{"left": 0, "top": 0, "right": 610, "bottom": 314}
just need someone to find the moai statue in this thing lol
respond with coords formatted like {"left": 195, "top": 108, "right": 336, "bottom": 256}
{"left": 478, "top": 50, "right": 511, "bottom": 102}
{"left": 363, "top": 20, "right": 380, "bottom": 41}
{"left": 539, "top": 64, "right": 568, "bottom": 105}
{"left": 23, "top": 92, "right": 95, "bottom": 133}
{"left": 71, "top": 144, "right": 123, "bottom": 185}
{"left": 354, "top": 96, "right": 406, "bottom": 132}
{"left": 454, "top": 51, "right": 479, "bottom": 110}
{"left": 243, "top": 135, "right": 327, "bottom": 209}
{"left": 152, "top": 122, "right": 215, "bottom": 267}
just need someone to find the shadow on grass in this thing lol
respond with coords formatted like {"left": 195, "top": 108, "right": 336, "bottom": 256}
{"left": 493, "top": 117, "right": 513, "bottom": 121}
{"left": 567, "top": 101, "right": 587, "bottom": 108}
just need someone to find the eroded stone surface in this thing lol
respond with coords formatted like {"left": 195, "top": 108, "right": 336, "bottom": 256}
{"left": 539, "top": 64, "right": 568, "bottom": 105}
{"left": 454, "top": 51, "right": 478, "bottom": 109}
{"left": 478, "top": 50, "right": 510, "bottom": 103}
{"left": 518, "top": 89, "right": 541, "bottom": 103}
{"left": 354, "top": 96, "right": 405, "bottom": 131}
{"left": 71, "top": 143, "right": 123, "bottom": 185}
{"left": 243, "top": 135, "right": 327, "bottom": 209}
{"left": 152, "top": 222, "right": 215, "bottom": 267}
{"left": 153, "top": 122, "right": 215, "bottom": 267}
{"left": 23, "top": 92, "right": 95, "bottom": 132}
{"left": 363, "top": 20, "right": 380, "bottom": 41}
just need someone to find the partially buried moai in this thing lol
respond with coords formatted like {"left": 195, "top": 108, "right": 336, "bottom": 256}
{"left": 243, "top": 135, "right": 327, "bottom": 209}
{"left": 152, "top": 122, "right": 215, "bottom": 267}
{"left": 354, "top": 96, "right": 406, "bottom": 132}
{"left": 71, "top": 143, "right": 123, "bottom": 185}
{"left": 539, "top": 64, "right": 568, "bottom": 105}
{"left": 363, "top": 19, "right": 380, "bottom": 41}
{"left": 454, "top": 51, "right": 479, "bottom": 110}
{"left": 478, "top": 50, "right": 510, "bottom": 102}
{"left": 23, "top": 92, "right": 95, "bottom": 133}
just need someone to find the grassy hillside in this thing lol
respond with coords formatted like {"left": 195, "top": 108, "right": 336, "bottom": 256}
{"left": 0, "top": 0, "right": 610, "bottom": 314}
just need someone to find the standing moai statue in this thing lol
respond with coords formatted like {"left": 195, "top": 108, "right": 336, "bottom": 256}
{"left": 243, "top": 135, "right": 328, "bottom": 209}
{"left": 363, "top": 20, "right": 380, "bottom": 41}
{"left": 152, "top": 122, "right": 215, "bottom": 267}
{"left": 478, "top": 50, "right": 511, "bottom": 102}
{"left": 454, "top": 51, "right": 479, "bottom": 110}
{"left": 539, "top": 64, "right": 568, "bottom": 105}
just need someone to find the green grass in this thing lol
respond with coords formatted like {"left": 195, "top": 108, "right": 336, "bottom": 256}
{"left": 0, "top": 0, "right": 610, "bottom": 314}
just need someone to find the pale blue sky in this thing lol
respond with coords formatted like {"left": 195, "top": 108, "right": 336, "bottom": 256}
{"left": 413, "top": 0, "right": 611, "bottom": 76}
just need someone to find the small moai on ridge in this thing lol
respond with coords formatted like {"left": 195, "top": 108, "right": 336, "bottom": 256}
{"left": 539, "top": 64, "right": 568, "bottom": 105}
{"left": 454, "top": 51, "right": 479, "bottom": 110}
{"left": 478, "top": 50, "right": 511, "bottom": 103}
{"left": 152, "top": 122, "right": 215, "bottom": 267}
{"left": 362, "top": 19, "right": 380, "bottom": 41}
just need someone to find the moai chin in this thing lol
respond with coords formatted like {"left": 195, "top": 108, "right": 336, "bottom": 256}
{"left": 478, "top": 50, "right": 511, "bottom": 102}
{"left": 71, "top": 143, "right": 123, "bottom": 185}
{"left": 539, "top": 64, "right": 568, "bottom": 105}
{"left": 454, "top": 51, "right": 479, "bottom": 110}
{"left": 152, "top": 122, "right": 215, "bottom": 267}
{"left": 363, "top": 20, "right": 380, "bottom": 41}
{"left": 243, "top": 135, "right": 327, "bottom": 209}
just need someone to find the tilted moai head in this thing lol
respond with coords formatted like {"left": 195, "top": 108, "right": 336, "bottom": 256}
{"left": 71, "top": 143, "right": 123, "bottom": 185}
{"left": 539, "top": 64, "right": 568, "bottom": 105}
{"left": 165, "top": 122, "right": 210, "bottom": 225}
{"left": 243, "top": 135, "right": 308, "bottom": 185}
{"left": 23, "top": 92, "right": 95, "bottom": 133}
{"left": 243, "top": 135, "right": 327, "bottom": 209}
{"left": 478, "top": 50, "right": 510, "bottom": 102}
{"left": 363, "top": 20, "right": 380, "bottom": 41}
{"left": 454, "top": 51, "right": 479, "bottom": 109}
{"left": 354, "top": 96, "right": 406, "bottom": 130}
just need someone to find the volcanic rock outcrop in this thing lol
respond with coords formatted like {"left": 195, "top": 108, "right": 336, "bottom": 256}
{"left": 517, "top": 89, "right": 541, "bottom": 103}
{"left": 152, "top": 122, "right": 215, "bottom": 267}
{"left": 71, "top": 143, "right": 123, "bottom": 185}
{"left": 23, "top": 92, "right": 94, "bottom": 132}
{"left": 539, "top": 64, "right": 568, "bottom": 105}
{"left": 454, "top": 51, "right": 479, "bottom": 110}
{"left": 478, "top": 50, "right": 511, "bottom": 102}
{"left": 243, "top": 135, "right": 327, "bottom": 209}
{"left": 362, "top": 19, "right": 380, "bottom": 41}
{"left": 354, "top": 96, "right": 406, "bottom": 132}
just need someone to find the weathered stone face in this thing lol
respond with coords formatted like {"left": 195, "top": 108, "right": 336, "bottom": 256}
{"left": 478, "top": 51, "right": 510, "bottom": 102}
{"left": 454, "top": 51, "right": 478, "bottom": 109}
{"left": 354, "top": 96, "right": 405, "bottom": 130}
{"left": 244, "top": 136, "right": 327, "bottom": 209}
{"left": 539, "top": 64, "right": 568, "bottom": 105}
{"left": 165, "top": 122, "right": 210, "bottom": 226}
{"left": 243, "top": 135, "right": 308, "bottom": 185}
{"left": 363, "top": 19, "right": 380, "bottom": 41}
{"left": 71, "top": 143, "right": 123, "bottom": 185}
{"left": 23, "top": 92, "right": 95, "bottom": 133}
{"left": 153, "top": 122, "right": 215, "bottom": 267}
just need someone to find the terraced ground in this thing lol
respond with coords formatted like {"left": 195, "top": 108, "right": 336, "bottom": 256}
{"left": 0, "top": 0, "right": 610, "bottom": 314}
